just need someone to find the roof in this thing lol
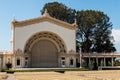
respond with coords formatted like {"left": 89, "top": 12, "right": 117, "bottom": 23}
{"left": 11, "top": 10, "right": 77, "bottom": 30}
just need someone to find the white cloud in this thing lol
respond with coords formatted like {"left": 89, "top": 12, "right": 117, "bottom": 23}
{"left": 112, "top": 29, "right": 120, "bottom": 44}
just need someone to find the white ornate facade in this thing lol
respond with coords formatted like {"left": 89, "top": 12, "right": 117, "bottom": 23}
{"left": 5, "top": 10, "right": 77, "bottom": 69}
{"left": 0, "top": 11, "right": 119, "bottom": 70}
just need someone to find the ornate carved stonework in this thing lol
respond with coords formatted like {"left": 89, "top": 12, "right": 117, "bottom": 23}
{"left": 24, "top": 32, "right": 67, "bottom": 53}
{"left": 69, "top": 49, "right": 75, "bottom": 54}
{"left": 11, "top": 14, "right": 76, "bottom": 30}
{"left": 15, "top": 49, "right": 23, "bottom": 54}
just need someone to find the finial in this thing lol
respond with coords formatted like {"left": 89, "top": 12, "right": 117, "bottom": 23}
{"left": 43, "top": 9, "right": 50, "bottom": 17}
{"left": 45, "top": 9, "right": 48, "bottom": 14}
{"left": 72, "top": 18, "right": 77, "bottom": 26}
{"left": 12, "top": 15, "right": 17, "bottom": 22}
{"left": 74, "top": 18, "right": 77, "bottom": 24}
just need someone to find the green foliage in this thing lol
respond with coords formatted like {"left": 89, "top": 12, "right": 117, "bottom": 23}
{"left": 3, "top": 68, "right": 88, "bottom": 72}
{"left": 41, "top": 2, "right": 76, "bottom": 24}
{"left": 114, "top": 60, "right": 120, "bottom": 66}
{"left": 108, "top": 61, "right": 112, "bottom": 66}
{"left": 76, "top": 10, "right": 116, "bottom": 53}
{"left": 55, "top": 70, "right": 65, "bottom": 73}
{"left": 41, "top": 2, "right": 116, "bottom": 53}
{"left": 5, "top": 70, "right": 14, "bottom": 74}
{"left": 76, "top": 43, "right": 80, "bottom": 52}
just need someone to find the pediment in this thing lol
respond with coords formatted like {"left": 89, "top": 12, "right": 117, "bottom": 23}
{"left": 11, "top": 15, "right": 76, "bottom": 30}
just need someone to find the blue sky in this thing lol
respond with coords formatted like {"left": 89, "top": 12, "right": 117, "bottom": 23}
{"left": 0, "top": 0, "right": 120, "bottom": 52}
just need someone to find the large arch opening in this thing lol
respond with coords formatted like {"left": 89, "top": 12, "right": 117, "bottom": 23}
{"left": 31, "top": 40, "right": 58, "bottom": 68}
{"left": 24, "top": 32, "right": 67, "bottom": 68}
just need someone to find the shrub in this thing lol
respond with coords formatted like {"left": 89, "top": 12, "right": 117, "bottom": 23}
{"left": 55, "top": 70, "right": 65, "bottom": 73}
{"left": 4, "top": 70, "right": 14, "bottom": 74}
{"left": 114, "top": 60, "right": 120, "bottom": 66}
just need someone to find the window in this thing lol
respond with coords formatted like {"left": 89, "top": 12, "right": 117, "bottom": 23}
{"left": 61, "top": 57, "right": 65, "bottom": 60}
{"left": 25, "top": 61, "right": 28, "bottom": 66}
{"left": 25, "top": 57, "right": 28, "bottom": 67}
{"left": 25, "top": 57, "right": 28, "bottom": 60}
{"left": 62, "top": 61, "right": 65, "bottom": 65}
{"left": 70, "top": 59, "right": 73, "bottom": 65}
{"left": 17, "top": 58, "right": 20, "bottom": 66}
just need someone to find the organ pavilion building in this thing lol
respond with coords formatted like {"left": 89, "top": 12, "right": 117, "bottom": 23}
{"left": 0, "top": 10, "right": 119, "bottom": 70}
{"left": 9, "top": 10, "right": 78, "bottom": 69}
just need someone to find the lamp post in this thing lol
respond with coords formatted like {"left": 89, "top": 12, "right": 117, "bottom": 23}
{"left": 79, "top": 48, "right": 82, "bottom": 68}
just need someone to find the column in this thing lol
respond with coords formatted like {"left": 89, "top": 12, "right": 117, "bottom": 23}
{"left": 12, "top": 54, "right": 16, "bottom": 69}
{"left": 58, "top": 57, "right": 60, "bottom": 67}
{"left": 79, "top": 53, "right": 82, "bottom": 68}
{"left": 74, "top": 58, "right": 76, "bottom": 68}
{"left": 21, "top": 56, "right": 24, "bottom": 67}
{"left": 79, "top": 48, "right": 82, "bottom": 68}
{"left": 104, "top": 57, "right": 106, "bottom": 66}
{"left": 66, "top": 57, "right": 69, "bottom": 68}
{"left": 96, "top": 57, "right": 98, "bottom": 66}
{"left": 112, "top": 57, "right": 114, "bottom": 66}
{"left": 89, "top": 57, "right": 91, "bottom": 69}
{"left": 2, "top": 55, "right": 6, "bottom": 69}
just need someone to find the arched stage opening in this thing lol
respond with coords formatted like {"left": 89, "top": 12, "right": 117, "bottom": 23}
{"left": 24, "top": 32, "right": 66, "bottom": 68}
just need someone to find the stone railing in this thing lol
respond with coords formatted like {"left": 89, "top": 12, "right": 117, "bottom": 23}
{"left": 76, "top": 52, "right": 120, "bottom": 58}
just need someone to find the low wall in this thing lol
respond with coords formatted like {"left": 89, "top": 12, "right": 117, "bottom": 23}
{"left": 98, "top": 66, "right": 120, "bottom": 70}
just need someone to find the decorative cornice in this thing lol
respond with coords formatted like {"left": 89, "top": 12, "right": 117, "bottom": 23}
{"left": 24, "top": 31, "right": 67, "bottom": 53}
{"left": 12, "top": 15, "right": 76, "bottom": 30}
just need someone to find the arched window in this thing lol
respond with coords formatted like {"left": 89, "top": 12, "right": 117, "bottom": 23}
{"left": 17, "top": 58, "right": 20, "bottom": 66}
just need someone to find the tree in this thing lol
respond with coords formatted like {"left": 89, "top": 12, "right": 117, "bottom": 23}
{"left": 114, "top": 60, "right": 120, "bottom": 66}
{"left": 41, "top": 2, "right": 76, "bottom": 24}
{"left": 41, "top": 2, "right": 116, "bottom": 53}
{"left": 76, "top": 10, "right": 116, "bottom": 53}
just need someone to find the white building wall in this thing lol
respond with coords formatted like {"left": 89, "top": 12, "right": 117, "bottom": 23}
{"left": 14, "top": 21, "right": 76, "bottom": 53}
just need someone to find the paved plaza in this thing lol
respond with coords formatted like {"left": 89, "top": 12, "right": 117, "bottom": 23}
{"left": 0, "top": 70, "right": 120, "bottom": 80}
